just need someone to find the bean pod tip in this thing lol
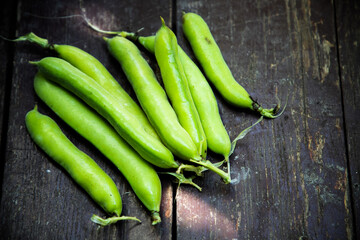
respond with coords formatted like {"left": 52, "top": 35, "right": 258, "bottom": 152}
{"left": 160, "top": 16, "right": 166, "bottom": 26}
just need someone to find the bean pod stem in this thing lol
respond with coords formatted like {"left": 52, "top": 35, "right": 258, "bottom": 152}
{"left": 91, "top": 215, "right": 141, "bottom": 227}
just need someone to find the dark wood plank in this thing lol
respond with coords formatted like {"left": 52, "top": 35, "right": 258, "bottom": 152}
{"left": 0, "top": 0, "right": 14, "bottom": 141}
{"left": 0, "top": 0, "right": 18, "bottom": 198}
{"left": 336, "top": 0, "right": 360, "bottom": 237}
{"left": 176, "top": 0, "right": 353, "bottom": 239}
{"left": 0, "top": 0, "right": 173, "bottom": 239}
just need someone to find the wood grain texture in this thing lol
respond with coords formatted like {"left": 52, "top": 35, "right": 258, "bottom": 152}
{"left": 336, "top": 0, "right": 360, "bottom": 238}
{"left": 176, "top": 0, "right": 353, "bottom": 239}
{"left": 0, "top": 0, "right": 173, "bottom": 239}
{"left": 0, "top": 0, "right": 18, "bottom": 196}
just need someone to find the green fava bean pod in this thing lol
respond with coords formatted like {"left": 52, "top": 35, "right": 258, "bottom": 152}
{"left": 153, "top": 19, "right": 230, "bottom": 183}
{"left": 14, "top": 32, "right": 159, "bottom": 140}
{"left": 105, "top": 36, "right": 200, "bottom": 162}
{"left": 34, "top": 73, "right": 162, "bottom": 225}
{"left": 25, "top": 106, "right": 140, "bottom": 224}
{"left": 31, "top": 57, "right": 178, "bottom": 169}
{"left": 119, "top": 33, "right": 231, "bottom": 161}
{"left": 178, "top": 46, "right": 231, "bottom": 160}
{"left": 182, "top": 12, "right": 279, "bottom": 118}
{"left": 154, "top": 18, "right": 207, "bottom": 160}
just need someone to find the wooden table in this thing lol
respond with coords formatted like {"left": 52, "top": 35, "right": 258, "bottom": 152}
{"left": 1, "top": 0, "right": 359, "bottom": 239}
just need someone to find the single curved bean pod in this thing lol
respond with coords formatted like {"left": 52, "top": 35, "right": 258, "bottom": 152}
{"left": 15, "top": 32, "right": 159, "bottom": 140}
{"left": 34, "top": 73, "right": 161, "bottom": 224}
{"left": 31, "top": 57, "right": 178, "bottom": 169}
{"left": 182, "top": 12, "right": 279, "bottom": 118}
{"left": 105, "top": 36, "right": 200, "bottom": 162}
{"left": 155, "top": 18, "right": 207, "bottom": 159}
{"left": 119, "top": 33, "right": 231, "bottom": 160}
{"left": 25, "top": 106, "right": 140, "bottom": 224}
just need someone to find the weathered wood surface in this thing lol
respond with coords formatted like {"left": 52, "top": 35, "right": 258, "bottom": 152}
{"left": 175, "top": 0, "right": 354, "bottom": 239}
{"left": 0, "top": 0, "right": 358, "bottom": 239}
{"left": 336, "top": 0, "right": 360, "bottom": 237}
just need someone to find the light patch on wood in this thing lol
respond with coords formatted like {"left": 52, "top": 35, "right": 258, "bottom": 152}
{"left": 177, "top": 189, "right": 238, "bottom": 238}
{"left": 334, "top": 171, "right": 346, "bottom": 192}
{"left": 320, "top": 40, "right": 334, "bottom": 83}
{"left": 235, "top": 212, "right": 241, "bottom": 231}
{"left": 307, "top": 131, "right": 325, "bottom": 164}
{"left": 161, "top": 181, "right": 173, "bottom": 222}
{"left": 230, "top": 167, "right": 251, "bottom": 185}
{"left": 310, "top": 19, "right": 334, "bottom": 83}
{"left": 335, "top": 118, "right": 342, "bottom": 134}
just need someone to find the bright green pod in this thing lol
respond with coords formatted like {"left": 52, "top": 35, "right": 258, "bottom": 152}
{"left": 15, "top": 32, "right": 160, "bottom": 140}
{"left": 34, "top": 73, "right": 162, "bottom": 224}
{"left": 154, "top": 18, "right": 207, "bottom": 160}
{"left": 25, "top": 106, "right": 122, "bottom": 216}
{"left": 178, "top": 46, "right": 231, "bottom": 160}
{"left": 182, "top": 12, "right": 278, "bottom": 118}
{"left": 31, "top": 57, "right": 178, "bottom": 169}
{"left": 105, "top": 36, "right": 200, "bottom": 162}
{"left": 138, "top": 35, "right": 156, "bottom": 54}
{"left": 120, "top": 34, "right": 231, "bottom": 160}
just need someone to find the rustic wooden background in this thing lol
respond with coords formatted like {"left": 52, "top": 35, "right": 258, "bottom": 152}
{"left": 0, "top": 0, "right": 359, "bottom": 239}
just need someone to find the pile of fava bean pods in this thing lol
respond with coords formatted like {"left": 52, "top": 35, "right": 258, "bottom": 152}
{"left": 18, "top": 12, "right": 285, "bottom": 226}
